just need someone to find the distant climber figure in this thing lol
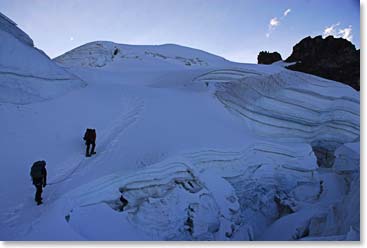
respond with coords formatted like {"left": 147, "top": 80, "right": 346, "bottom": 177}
{"left": 30, "top": 160, "right": 47, "bottom": 205}
{"left": 83, "top": 128, "right": 97, "bottom": 157}
{"left": 119, "top": 194, "right": 129, "bottom": 211}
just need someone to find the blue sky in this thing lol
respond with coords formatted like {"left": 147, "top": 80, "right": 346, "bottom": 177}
{"left": 0, "top": 0, "right": 360, "bottom": 62}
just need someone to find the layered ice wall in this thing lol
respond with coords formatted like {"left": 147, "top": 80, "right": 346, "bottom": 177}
{"left": 195, "top": 69, "right": 360, "bottom": 146}
{"left": 61, "top": 142, "right": 321, "bottom": 240}
{"left": 61, "top": 136, "right": 359, "bottom": 241}
{"left": 191, "top": 68, "right": 360, "bottom": 240}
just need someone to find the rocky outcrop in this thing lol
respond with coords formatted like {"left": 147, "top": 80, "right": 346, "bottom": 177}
{"left": 285, "top": 36, "right": 360, "bottom": 91}
{"left": 257, "top": 51, "right": 282, "bottom": 64}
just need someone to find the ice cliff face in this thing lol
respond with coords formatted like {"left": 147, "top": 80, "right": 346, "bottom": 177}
{"left": 62, "top": 142, "right": 319, "bottom": 240}
{"left": 62, "top": 143, "right": 359, "bottom": 241}
{"left": 195, "top": 69, "right": 359, "bottom": 147}
{"left": 0, "top": 13, "right": 85, "bottom": 104}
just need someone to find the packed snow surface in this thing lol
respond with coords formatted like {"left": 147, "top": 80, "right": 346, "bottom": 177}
{"left": 0, "top": 36, "right": 360, "bottom": 241}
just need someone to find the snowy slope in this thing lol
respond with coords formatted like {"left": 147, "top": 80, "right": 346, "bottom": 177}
{"left": 54, "top": 41, "right": 230, "bottom": 70}
{"left": 0, "top": 12, "right": 33, "bottom": 46}
{"left": 0, "top": 13, "right": 84, "bottom": 104}
{"left": 0, "top": 21, "right": 360, "bottom": 241}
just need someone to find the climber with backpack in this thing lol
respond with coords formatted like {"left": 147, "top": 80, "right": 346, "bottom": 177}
{"left": 30, "top": 160, "right": 47, "bottom": 205}
{"left": 83, "top": 128, "right": 97, "bottom": 157}
{"left": 119, "top": 194, "right": 129, "bottom": 211}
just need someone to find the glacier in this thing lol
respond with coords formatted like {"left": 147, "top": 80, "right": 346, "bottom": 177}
{"left": 0, "top": 14, "right": 360, "bottom": 241}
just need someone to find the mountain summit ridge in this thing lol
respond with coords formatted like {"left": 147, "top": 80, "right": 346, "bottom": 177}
{"left": 54, "top": 41, "right": 229, "bottom": 69}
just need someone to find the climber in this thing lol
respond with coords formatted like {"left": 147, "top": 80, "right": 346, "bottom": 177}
{"left": 30, "top": 160, "right": 47, "bottom": 205}
{"left": 119, "top": 194, "right": 129, "bottom": 211}
{"left": 83, "top": 128, "right": 97, "bottom": 157}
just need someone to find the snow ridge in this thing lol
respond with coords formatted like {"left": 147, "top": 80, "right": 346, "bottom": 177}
{"left": 54, "top": 41, "right": 229, "bottom": 69}
{"left": 0, "top": 12, "right": 33, "bottom": 46}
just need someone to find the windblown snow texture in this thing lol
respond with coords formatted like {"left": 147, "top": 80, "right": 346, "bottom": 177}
{"left": 0, "top": 14, "right": 360, "bottom": 241}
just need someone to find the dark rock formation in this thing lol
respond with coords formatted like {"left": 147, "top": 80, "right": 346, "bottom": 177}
{"left": 285, "top": 35, "right": 360, "bottom": 91}
{"left": 257, "top": 51, "right": 282, "bottom": 64}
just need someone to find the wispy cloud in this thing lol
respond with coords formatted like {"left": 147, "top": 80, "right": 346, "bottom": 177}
{"left": 323, "top": 22, "right": 340, "bottom": 36}
{"left": 323, "top": 22, "right": 353, "bottom": 41}
{"left": 270, "top": 17, "right": 279, "bottom": 28}
{"left": 339, "top": 25, "right": 353, "bottom": 41}
{"left": 283, "top": 9, "right": 291, "bottom": 17}
{"left": 266, "top": 8, "right": 291, "bottom": 38}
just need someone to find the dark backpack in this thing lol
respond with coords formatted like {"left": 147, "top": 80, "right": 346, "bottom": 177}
{"left": 84, "top": 128, "right": 94, "bottom": 141}
{"left": 119, "top": 195, "right": 129, "bottom": 211}
{"left": 31, "top": 160, "right": 46, "bottom": 179}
